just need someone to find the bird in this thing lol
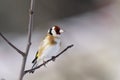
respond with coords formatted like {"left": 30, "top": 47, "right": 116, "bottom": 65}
{"left": 31, "top": 25, "right": 64, "bottom": 73}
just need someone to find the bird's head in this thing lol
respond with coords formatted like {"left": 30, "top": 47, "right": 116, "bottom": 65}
{"left": 48, "top": 25, "right": 64, "bottom": 37}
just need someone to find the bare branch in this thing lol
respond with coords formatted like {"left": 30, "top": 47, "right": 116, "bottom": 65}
{"left": 25, "top": 0, "right": 35, "bottom": 54}
{"left": 24, "top": 44, "right": 74, "bottom": 74}
{"left": 19, "top": 0, "right": 35, "bottom": 80}
{"left": 0, "top": 32, "right": 25, "bottom": 57}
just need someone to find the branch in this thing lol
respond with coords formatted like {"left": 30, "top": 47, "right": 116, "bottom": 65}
{"left": 19, "top": 0, "right": 35, "bottom": 80}
{"left": 0, "top": 32, "right": 25, "bottom": 57}
{"left": 25, "top": 0, "right": 35, "bottom": 54}
{"left": 24, "top": 44, "right": 74, "bottom": 74}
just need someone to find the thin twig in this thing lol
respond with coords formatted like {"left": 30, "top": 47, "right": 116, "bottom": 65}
{"left": 24, "top": 44, "right": 74, "bottom": 74}
{"left": 0, "top": 32, "right": 25, "bottom": 57}
{"left": 19, "top": 0, "right": 35, "bottom": 80}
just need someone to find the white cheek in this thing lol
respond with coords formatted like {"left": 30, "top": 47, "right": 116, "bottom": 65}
{"left": 52, "top": 30, "right": 57, "bottom": 36}
{"left": 52, "top": 30, "right": 61, "bottom": 37}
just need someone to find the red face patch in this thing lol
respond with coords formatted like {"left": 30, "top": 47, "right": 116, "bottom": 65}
{"left": 54, "top": 26, "right": 61, "bottom": 35}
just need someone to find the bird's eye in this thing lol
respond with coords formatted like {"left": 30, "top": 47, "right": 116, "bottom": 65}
{"left": 49, "top": 28, "right": 53, "bottom": 35}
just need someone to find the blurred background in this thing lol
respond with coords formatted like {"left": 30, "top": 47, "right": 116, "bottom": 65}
{"left": 0, "top": 0, "right": 120, "bottom": 80}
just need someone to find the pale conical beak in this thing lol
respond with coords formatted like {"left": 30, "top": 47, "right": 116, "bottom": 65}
{"left": 60, "top": 29, "right": 64, "bottom": 33}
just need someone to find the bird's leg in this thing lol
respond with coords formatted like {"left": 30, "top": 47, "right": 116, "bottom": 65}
{"left": 52, "top": 56, "right": 56, "bottom": 61}
{"left": 42, "top": 58, "right": 47, "bottom": 67}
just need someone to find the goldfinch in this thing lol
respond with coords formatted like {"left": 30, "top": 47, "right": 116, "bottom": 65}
{"left": 31, "top": 25, "right": 64, "bottom": 73}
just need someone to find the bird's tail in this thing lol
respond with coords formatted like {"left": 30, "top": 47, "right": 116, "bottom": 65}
{"left": 30, "top": 60, "right": 37, "bottom": 73}
{"left": 30, "top": 51, "right": 38, "bottom": 73}
{"left": 30, "top": 56, "right": 38, "bottom": 73}
{"left": 32, "top": 62, "right": 37, "bottom": 73}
